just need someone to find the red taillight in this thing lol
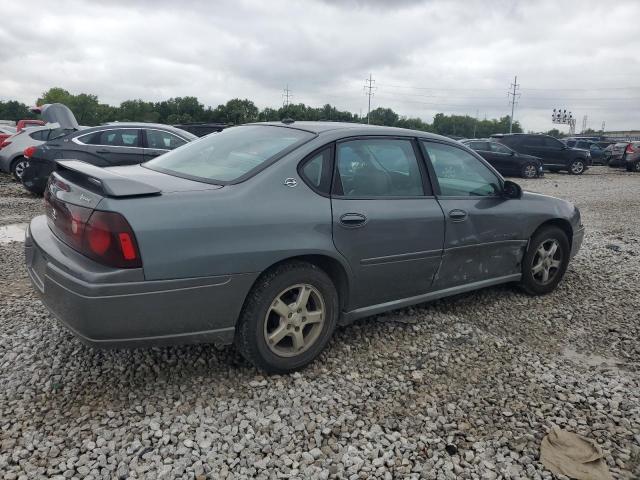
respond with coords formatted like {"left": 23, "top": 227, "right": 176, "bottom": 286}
{"left": 44, "top": 186, "right": 142, "bottom": 268}
{"left": 625, "top": 144, "right": 635, "bottom": 154}
{"left": 82, "top": 211, "right": 142, "bottom": 268}
{"left": 0, "top": 140, "right": 10, "bottom": 150}
{"left": 24, "top": 146, "right": 36, "bottom": 158}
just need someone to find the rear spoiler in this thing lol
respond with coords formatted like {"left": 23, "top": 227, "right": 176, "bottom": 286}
{"left": 55, "top": 160, "right": 161, "bottom": 197}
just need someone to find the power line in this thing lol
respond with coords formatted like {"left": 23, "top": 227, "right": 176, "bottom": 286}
{"left": 508, "top": 76, "right": 520, "bottom": 133}
{"left": 364, "top": 73, "right": 376, "bottom": 124}
{"left": 377, "top": 83, "right": 640, "bottom": 92}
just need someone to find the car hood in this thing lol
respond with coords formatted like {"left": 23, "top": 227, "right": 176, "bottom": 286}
{"left": 105, "top": 164, "right": 223, "bottom": 193}
{"left": 31, "top": 103, "right": 79, "bottom": 130}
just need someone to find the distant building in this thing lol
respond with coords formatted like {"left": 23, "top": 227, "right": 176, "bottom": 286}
{"left": 603, "top": 130, "right": 640, "bottom": 141}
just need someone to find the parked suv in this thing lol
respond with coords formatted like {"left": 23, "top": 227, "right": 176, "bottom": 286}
{"left": 21, "top": 123, "right": 196, "bottom": 195}
{"left": 563, "top": 139, "right": 608, "bottom": 165}
{"left": 460, "top": 139, "right": 543, "bottom": 178}
{"left": 491, "top": 134, "right": 591, "bottom": 174}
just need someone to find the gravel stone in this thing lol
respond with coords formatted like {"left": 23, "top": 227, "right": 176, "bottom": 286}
{"left": 0, "top": 168, "right": 639, "bottom": 479}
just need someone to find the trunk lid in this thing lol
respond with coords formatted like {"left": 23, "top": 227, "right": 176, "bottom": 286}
{"left": 32, "top": 103, "right": 79, "bottom": 130}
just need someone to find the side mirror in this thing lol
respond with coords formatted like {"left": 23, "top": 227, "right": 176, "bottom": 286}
{"left": 502, "top": 180, "right": 522, "bottom": 199}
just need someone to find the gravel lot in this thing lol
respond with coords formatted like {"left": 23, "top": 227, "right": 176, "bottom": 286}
{"left": 0, "top": 167, "right": 638, "bottom": 479}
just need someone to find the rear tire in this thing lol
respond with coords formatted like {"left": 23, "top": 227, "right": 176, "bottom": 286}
{"left": 10, "top": 157, "right": 28, "bottom": 181}
{"left": 235, "top": 261, "right": 338, "bottom": 374}
{"left": 568, "top": 159, "right": 585, "bottom": 175}
{"left": 521, "top": 163, "right": 538, "bottom": 179}
{"left": 520, "top": 226, "right": 570, "bottom": 296}
{"left": 631, "top": 162, "right": 640, "bottom": 173}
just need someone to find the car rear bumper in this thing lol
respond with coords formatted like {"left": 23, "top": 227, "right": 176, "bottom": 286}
{"left": 25, "top": 215, "right": 258, "bottom": 348}
{"left": 571, "top": 226, "right": 585, "bottom": 258}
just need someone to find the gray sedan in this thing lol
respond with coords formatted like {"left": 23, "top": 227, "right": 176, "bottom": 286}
{"left": 25, "top": 122, "right": 584, "bottom": 373}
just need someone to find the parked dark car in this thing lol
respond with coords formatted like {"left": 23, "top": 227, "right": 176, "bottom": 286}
{"left": 172, "top": 122, "right": 226, "bottom": 137}
{"left": 607, "top": 142, "right": 630, "bottom": 167}
{"left": 460, "top": 139, "right": 543, "bottom": 178}
{"left": 563, "top": 139, "right": 608, "bottom": 165}
{"left": 491, "top": 133, "right": 591, "bottom": 174}
{"left": 25, "top": 121, "right": 584, "bottom": 373}
{"left": 623, "top": 142, "right": 640, "bottom": 172}
{"left": 21, "top": 123, "right": 196, "bottom": 195}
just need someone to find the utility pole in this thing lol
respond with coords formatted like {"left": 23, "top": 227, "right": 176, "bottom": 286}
{"left": 473, "top": 109, "right": 479, "bottom": 138}
{"left": 581, "top": 115, "right": 588, "bottom": 133}
{"left": 282, "top": 85, "right": 292, "bottom": 108}
{"left": 364, "top": 73, "right": 375, "bottom": 124}
{"left": 601, "top": 121, "right": 606, "bottom": 133}
{"left": 507, "top": 76, "right": 520, "bottom": 133}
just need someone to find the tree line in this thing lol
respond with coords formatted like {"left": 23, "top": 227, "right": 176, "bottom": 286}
{"left": 0, "top": 87, "right": 524, "bottom": 138}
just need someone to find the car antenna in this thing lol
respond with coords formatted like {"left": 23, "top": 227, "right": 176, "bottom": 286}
{"left": 281, "top": 118, "right": 295, "bottom": 125}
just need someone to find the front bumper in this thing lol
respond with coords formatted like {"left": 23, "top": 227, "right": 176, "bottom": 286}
{"left": 25, "top": 215, "right": 257, "bottom": 347}
{"left": 571, "top": 226, "right": 585, "bottom": 259}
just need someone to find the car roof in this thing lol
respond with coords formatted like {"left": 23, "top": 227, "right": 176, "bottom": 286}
{"left": 246, "top": 121, "right": 455, "bottom": 142}
{"left": 85, "top": 123, "right": 196, "bottom": 138}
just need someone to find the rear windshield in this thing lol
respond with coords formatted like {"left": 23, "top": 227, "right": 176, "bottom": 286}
{"left": 143, "top": 125, "right": 314, "bottom": 183}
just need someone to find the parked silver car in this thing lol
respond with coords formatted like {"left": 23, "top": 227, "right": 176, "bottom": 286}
{"left": 0, "top": 104, "right": 81, "bottom": 180}
{"left": 26, "top": 121, "right": 584, "bottom": 373}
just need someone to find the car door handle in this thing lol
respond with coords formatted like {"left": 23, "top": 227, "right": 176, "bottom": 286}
{"left": 448, "top": 209, "right": 468, "bottom": 222}
{"left": 339, "top": 213, "right": 367, "bottom": 228}
{"left": 96, "top": 149, "right": 111, "bottom": 153}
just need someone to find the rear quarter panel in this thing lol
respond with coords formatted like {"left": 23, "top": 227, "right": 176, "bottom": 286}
{"left": 97, "top": 144, "right": 343, "bottom": 281}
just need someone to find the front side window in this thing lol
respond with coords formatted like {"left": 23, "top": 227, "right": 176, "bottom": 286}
{"left": 146, "top": 129, "right": 186, "bottom": 150}
{"left": 335, "top": 138, "right": 425, "bottom": 197}
{"left": 543, "top": 137, "right": 563, "bottom": 148}
{"left": 421, "top": 141, "right": 502, "bottom": 197}
{"left": 490, "top": 142, "right": 512, "bottom": 154}
{"left": 145, "top": 125, "right": 313, "bottom": 183}
{"left": 467, "top": 141, "right": 489, "bottom": 151}
{"left": 80, "top": 129, "right": 140, "bottom": 147}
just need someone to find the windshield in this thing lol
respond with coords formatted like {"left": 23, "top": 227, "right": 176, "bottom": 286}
{"left": 144, "top": 125, "right": 314, "bottom": 183}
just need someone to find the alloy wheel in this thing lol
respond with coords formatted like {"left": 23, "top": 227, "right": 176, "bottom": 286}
{"left": 634, "top": 162, "right": 640, "bottom": 172}
{"left": 263, "top": 284, "right": 325, "bottom": 357}
{"left": 524, "top": 164, "right": 538, "bottom": 178}
{"left": 570, "top": 161, "right": 584, "bottom": 174}
{"left": 13, "top": 160, "right": 27, "bottom": 180}
{"left": 531, "top": 239, "right": 563, "bottom": 285}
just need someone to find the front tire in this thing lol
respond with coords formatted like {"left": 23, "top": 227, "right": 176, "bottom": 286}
{"left": 521, "top": 163, "right": 538, "bottom": 179}
{"left": 10, "top": 157, "right": 28, "bottom": 181}
{"left": 569, "top": 159, "right": 585, "bottom": 175}
{"left": 235, "top": 261, "right": 338, "bottom": 374}
{"left": 520, "top": 226, "right": 570, "bottom": 296}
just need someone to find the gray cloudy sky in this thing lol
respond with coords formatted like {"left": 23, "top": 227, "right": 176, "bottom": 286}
{"left": 1, "top": 0, "right": 639, "bottom": 131}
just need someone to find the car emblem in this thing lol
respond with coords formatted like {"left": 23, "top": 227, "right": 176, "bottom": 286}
{"left": 51, "top": 208, "right": 57, "bottom": 221}
{"left": 79, "top": 193, "right": 92, "bottom": 203}
{"left": 284, "top": 178, "right": 297, "bottom": 188}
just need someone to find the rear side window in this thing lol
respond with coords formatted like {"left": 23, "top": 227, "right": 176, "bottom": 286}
{"left": 146, "top": 129, "right": 186, "bottom": 150}
{"left": 80, "top": 129, "right": 140, "bottom": 147}
{"left": 524, "top": 136, "right": 545, "bottom": 146}
{"left": 299, "top": 147, "right": 333, "bottom": 195}
{"left": 334, "top": 138, "right": 425, "bottom": 197}
{"left": 29, "top": 130, "right": 49, "bottom": 141}
{"left": 144, "top": 125, "right": 314, "bottom": 183}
